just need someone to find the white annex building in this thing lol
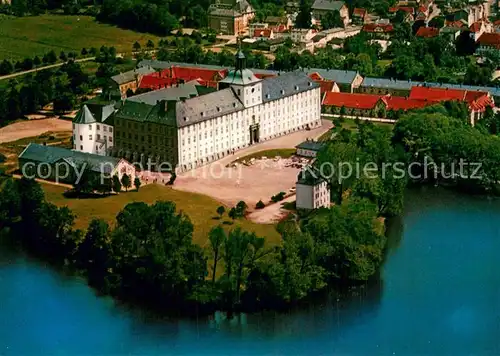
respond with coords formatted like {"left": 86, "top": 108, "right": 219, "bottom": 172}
{"left": 296, "top": 166, "right": 331, "bottom": 210}
{"left": 72, "top": 101, "right": 115, "bottom": 155}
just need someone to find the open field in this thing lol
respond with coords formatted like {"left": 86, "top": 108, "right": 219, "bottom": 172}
{"left": 0, "top": 15, "right": 161, "bottom": 61}
{"left": 42, "top": 183, "right": 281, "bottom": 247}
{"left": 0, "top": 118, "right": 71, "bottom": 144}
{"left": 175, "top": 121, "right": 332, "bottom": 207}
{"left": 0, "top": 130, "right": 72, "bottom": 172}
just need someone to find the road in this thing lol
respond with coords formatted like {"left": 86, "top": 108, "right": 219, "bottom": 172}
{"left": 0, "top": 57, "right": 96, "bottom": 81}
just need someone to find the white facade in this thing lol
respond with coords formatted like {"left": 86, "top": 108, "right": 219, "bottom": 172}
{"left": 296, "top": 180, "right": 330, "bottom": 210}
{"left": 73, "top": 122, "right": 114, "bottom": 156}
{"left": 176, "top": 80, "right": 322, "bottom": 171}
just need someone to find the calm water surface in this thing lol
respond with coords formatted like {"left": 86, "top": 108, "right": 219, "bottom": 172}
{"left": 0, "top": 187, "right": 499, "bottom": 355}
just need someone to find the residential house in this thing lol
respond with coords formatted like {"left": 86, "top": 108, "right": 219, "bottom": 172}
{"left": 18, "top": 143, "right": 135, "bottom": 185}
{"left": 249, "top": 22, "right": 268, "bottom": 34}
{"left": 296, "top": 166, "right": 330, "bottom": 210}
{"left": 476, "top": 32, "right": 500, "bottom": 55}
{"left": 290, "top": 28, "right": 316, "bottom": 52}
{"left": 110, "top": 66, "right": 155, "bottom": 99}
{"left": 362, "top": 23, "right": 394, "bottom": 38}
{"left": 208, "top": 0, "right": 255, "bottom": 35}
{"left": 311, "top": 0, "right": 350, "bottom": 27}
{"left": 295, "top": 140, "right": 325, "bottom": 157}
{"left": 253, "top": 28, "right": 275, "bottom": 39}
{"left": 389, "top": 6, "right": 415, "bottom": 22}
{"left": 352, "top": 8, "right": 367, "bottom": 25}
{"left": 416, "top": 26, "right": 440, "bottom": 38}
{"left": 440, "top": 26, "right": 462, "bottom": 42}
{"left": 266, "top": 15, "right": 292, "bottom": 29}
{"left": 469, "top": 20, "right": 492, "bottom": 41}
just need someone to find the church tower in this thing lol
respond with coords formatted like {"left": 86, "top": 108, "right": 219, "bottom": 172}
{"left": 218, "top": 49, "right": 262, "bottom": 108}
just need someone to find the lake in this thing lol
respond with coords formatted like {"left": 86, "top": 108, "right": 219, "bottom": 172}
{"left": 0, "top": 187, "right": 499, "bottom": 355}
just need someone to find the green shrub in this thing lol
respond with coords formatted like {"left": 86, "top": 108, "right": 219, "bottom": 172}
{"left": 255, "top": 200, "right": 265, "bottom": 209}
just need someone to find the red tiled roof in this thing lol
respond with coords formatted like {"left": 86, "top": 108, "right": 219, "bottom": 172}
{"left": 381, "top": 96, "right": 433, "bottom": 111}
{"left": 416, "top": 27, "right": 439, "bottom": 38}
{"left": 389, "top": 6, "right": 414, "bottom": 14}
{"left": 139, "top": 75, "right": 176, "bottom": 90}
{"left": 309, "top": 72, "right": 324, "bottom": 81}
{"left": 255, "top": 73, "right": 277, "bottom": 79}
{"left": 470, "top": 21, "right": 484, "bottom": 33}
{"left": 409, "top": 86, "right": 467, "bottom": 101}
{"left": 477, "top": 32, "right": 500, "bottom": 48}
{"left": 362, "top": 23, "right": 394, "bottom": 33}
{"left": 409, "top": 86, "right": 493, "bottom": 112}
{"left": 418, "top": 5, "right": 427, "bottom": 12}
{"left": 272, "top": 24, "right": 288, "bottom": 33}
{"left": 493, "top": 19, "right": 500, "bottom": 26}
{"left": 446, "top": 20, "right": 466, "bottom": 29}
{"left": 353, "top": 8, "right": 366, "bottom": 17}
{"left": 322, "top": 92, "right": 382, "bottom": 109}
{"left": 317, "top": 80, "right": 337, "bottom": 93}
{"left": 139, "top": 66, "right": 228, "bottom": 89}
{"left": 254, "top": 29, "right": 273, "bottom": 38}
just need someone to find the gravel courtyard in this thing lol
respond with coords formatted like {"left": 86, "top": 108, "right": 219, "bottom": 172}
{"left": 173, "top": 119, "right": 333, "bottom": 209}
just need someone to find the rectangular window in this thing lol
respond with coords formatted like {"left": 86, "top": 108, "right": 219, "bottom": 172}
{"left": 109, "top": 127, "right": 113, "bottom": 133}
{"left": 79, "top": 135, "right": 82, "bottom": 141}
{"left": 97, "top": 134, "right": 101, "bottom": 140}
{"left": 89, "top": 135, "right": 92, "bottom": 140}
{"left": 97, "top": 125, "right": 100, "bottom": 130}
{"left": 109, "top": 137, "right": 113, "bottom": 142}
{"left": 80, "top": 145, "right": 83, "bottom": 150}
{"left": 89, "top": 125, "right": 92, "bottom": 130}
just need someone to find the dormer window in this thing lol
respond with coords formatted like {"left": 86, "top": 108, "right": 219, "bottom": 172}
{"left": 308, "top": 82, "right": 312, "bottom": 87}
{"left": 201, "top": 112, "right": 204, "bottom": 117}
{"left": 217, "top": 107, "right": 221, "bottom": 112}
{"left": 266, "top": 94, "right": 271, "bottom": 99}
{"left": 295, "top": 85, "right": 299, "bottom": 90}
{"left": 280, "top": 90, "right": 285, "bottom": 95}
{"left": 184, "top": 117, "right": 189, "bottom": 122}
{"left": 233, "top": 102, "right": 237, "bottom": 107}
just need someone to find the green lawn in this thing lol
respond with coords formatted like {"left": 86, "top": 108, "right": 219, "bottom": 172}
{"left": 232, "top": 148, "right": 296, "bottom": 164}
{"left": 0, "top": 15, "right": 161, "bottom": 60}
{"left": 42, "top": 183, "right": 282, "bottom": 248}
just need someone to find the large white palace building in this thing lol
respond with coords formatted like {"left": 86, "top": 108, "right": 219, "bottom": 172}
{"left": 73, "top": 51, "right": 322, "bottom": 172}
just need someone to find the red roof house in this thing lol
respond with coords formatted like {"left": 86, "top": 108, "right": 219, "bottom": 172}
{"left": 362, "top": 23, "right": 394, "bottom": 33}
{"left": 253, "top": 28, "right": 274, "bottom": 38}
{"left": 416, "top": 27, "right": 440, "bottom": 38}
{"left": 353, "top": 8, "right": 367, "bottom": 18}
{"left": 389, "top": 6, "right": 414, "bottom": 14}
{"left": 477, "top": 32, "right": 500, "bottom": 49}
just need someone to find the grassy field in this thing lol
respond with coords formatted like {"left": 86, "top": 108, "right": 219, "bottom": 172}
{"left": 42, "top": 183, "right": 282, "bottom": 248}
{"left": 0, "top": 131, "right": 72, "bottom": 172}
{"left": 0, "top": 15, "right": 161, "bottom": 60}
{"left": 232, "top": 148, "right": 296, "bottom": 164}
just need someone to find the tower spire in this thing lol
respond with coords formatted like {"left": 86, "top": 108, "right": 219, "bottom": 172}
{"left": 235, "top": 37, "right": 246, "bottom": 71}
